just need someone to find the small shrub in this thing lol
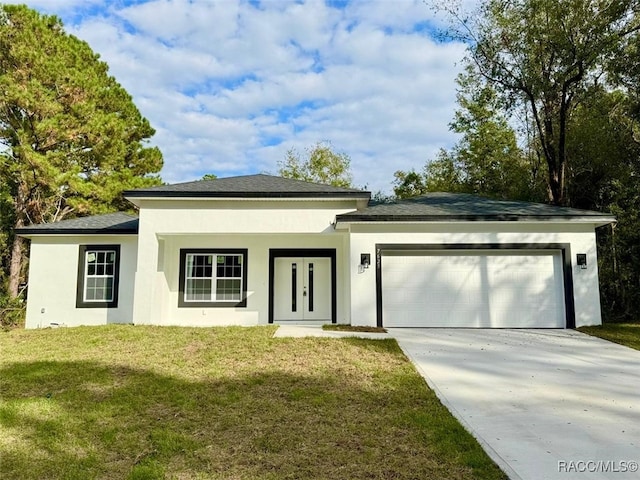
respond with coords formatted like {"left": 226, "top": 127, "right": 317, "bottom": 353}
{"left": 0, "top": 295, "right": 26, "bottom": 330}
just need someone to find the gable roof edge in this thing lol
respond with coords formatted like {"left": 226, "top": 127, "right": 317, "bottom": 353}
{"left": 123, "top": 190, "right": 370, "bottom": 199}
{"left": 16, "top": 212, "right": 139, "bottom": 237}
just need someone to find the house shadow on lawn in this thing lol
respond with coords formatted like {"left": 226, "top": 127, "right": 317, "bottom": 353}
{"left": 0, "top": 342, "right": 505, "bottom": 480}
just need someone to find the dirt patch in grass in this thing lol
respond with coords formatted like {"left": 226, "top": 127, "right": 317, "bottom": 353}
{"left": 0, "top": 325, "right": 505, "bottom": 479}
{"left": 578, "top": 322, "right": 640, "bottom": 351}
{"left": 323, "top": 324, "right": 388, "bottom": 333}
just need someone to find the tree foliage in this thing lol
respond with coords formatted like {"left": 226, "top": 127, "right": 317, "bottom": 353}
{"left": 0, "top": 5, "right": 163, "bottom": 302}
{"left": 392, "top": 170, "right": 428, "bottom": 199}
{"left": 564, "top": 89, "right": 640, "bottom": 320}
{"left": 278, "top": 141, "right": 353, "bottom": 187}
{"left": 444, "top": 0, "right": 639, "bottom": 205}
{"left": 394, "top": 70, "right": 542, "bottom": 200}
{"left": 444, "top": 68, "right": 540, "bottom": 200}
{"left": 393, "top": 0, "right": 640, "bottom": 320}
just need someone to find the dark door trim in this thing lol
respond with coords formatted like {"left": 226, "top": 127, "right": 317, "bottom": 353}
{"left": 375, "top": 243, "right": 575, "bottom": 329}
{"left": 269, "top": 248, "right": 337, "bottom": 324}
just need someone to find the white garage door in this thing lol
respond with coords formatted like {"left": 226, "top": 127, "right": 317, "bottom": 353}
{"left": 382, "top": 250, "right": 566, "bottom": 328}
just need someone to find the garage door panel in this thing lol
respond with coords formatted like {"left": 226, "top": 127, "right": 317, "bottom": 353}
{"left": 382, "top": 251, "right": 565, "bottom": 328}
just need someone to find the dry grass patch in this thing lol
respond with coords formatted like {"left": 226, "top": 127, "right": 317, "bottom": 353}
{"left": 0, "top": 326, "right": 505, "bottom": 479}
{"left": 322, "top": 324, "right": 387, "bottom": 333}
{"left": 578, "top": 322, "right": 640, "bottom": 350}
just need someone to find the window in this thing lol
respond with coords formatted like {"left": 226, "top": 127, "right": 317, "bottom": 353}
{"left": 76, "top": 245, "right": 120, "bottom": 308}
{"left": 178, "top": 249, "right": 248, "bottom": 307}
{"left": 184, "top": 254, "right": 242, "bottom": 302}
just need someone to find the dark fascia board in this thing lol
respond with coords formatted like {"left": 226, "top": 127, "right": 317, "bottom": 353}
{"left": 17, "top": 227, "right": 139, "bottom": 236}
{"left": 336, "top": 213, "right": 617, "bottom": 223}
{"left": 123, "top": 190, "right": 371, "bottom": 199}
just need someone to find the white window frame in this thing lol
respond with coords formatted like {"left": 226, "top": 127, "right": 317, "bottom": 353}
{"left": 84, "top": 249, "right": 117, "bottom": 302}
{"left": 76, "top": 244, "right": 120, "bottom": 309}
{"left": 179, "top": 249, "right": 247, "bottom": 307}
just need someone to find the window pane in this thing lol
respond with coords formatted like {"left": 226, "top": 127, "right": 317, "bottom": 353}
{"left": 183, "top": 252, "right": 243, "bottom": 304}
{"left": 216, "top": 279, "right": 241, "bottom": 301}
{"left": 83, "top": 248, "right": 117, "bottom": 303}
{"left": 215, "top": 255, "right": 242, "bottom": 278}
{"left": 186, "top": 255, "right": 195, "bottom": 277}
{"left": 204, "top": 261, "right": 212, "bottom": 277}
{"left": 105, "top": 278, "right": 113, "bottom": 301}
{"left": 216, "top": 255, "right": 226, "bottom": 277}
{"left": 187, "top": 255, "right": 214, "bottom": 278}
{"left": 186, "top": 278, "right": 212, "bottom": 301}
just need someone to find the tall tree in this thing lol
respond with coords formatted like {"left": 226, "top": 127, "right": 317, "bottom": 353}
{"left": 423, "top": 151, "right": 464, "bottom": 194}
{"left": 424, "top": 1, "right": 640, "bottom": 320}
{"left": 0, "top": 5, "right": 163, "bottom": 298}
{"left": 392, "top": 169, "right": 429, "bottom": 199}
{"left": 278, "top": 141, "right": 353, "bottom": 187}
{"left": 564, "top": 89, "right": 640, "bottom": 319}
{"left": 444, "top": 67, "right": 538, "bottom": 200}
{"left": 608, "top": 18, "right": 640, "bottom": 141}
{"left": 394, "top": 69, "right": 539, "bottom": 200}
{"left": 443, "top": 0, "right": 638, "bottom": 205}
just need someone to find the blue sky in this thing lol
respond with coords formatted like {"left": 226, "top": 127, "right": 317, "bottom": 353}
{"left": 16, "top": 0, "right": 470, "bottom": 193}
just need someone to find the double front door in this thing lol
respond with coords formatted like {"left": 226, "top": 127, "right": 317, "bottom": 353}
{"left": 274, "top": 257, "right": 331, "bottom": 321}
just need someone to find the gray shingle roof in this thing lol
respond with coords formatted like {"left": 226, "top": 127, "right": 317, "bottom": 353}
{"left": 336, "top": 193, "right": 615, "bottom": 223}
{"left": 123, "top": 174, "right": 370, "bottom": 198}
{"left": 16, "top": 212, "right": 139, "bottom": 235}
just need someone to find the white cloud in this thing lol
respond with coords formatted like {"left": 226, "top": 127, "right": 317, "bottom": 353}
{"left": 12, "top": 0, "right": 469, "bottom": 193}
{"left": 15, "top": 0, "right": 104, "bottom": 9}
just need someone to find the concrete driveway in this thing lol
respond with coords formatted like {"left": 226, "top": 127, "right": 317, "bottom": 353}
{"left": 389, "top": 329, "right": 640, "bottom": 480}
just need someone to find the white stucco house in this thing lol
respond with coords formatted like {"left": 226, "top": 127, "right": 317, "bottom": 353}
{"left": 18, "top": 174, "right": 615, "bottom": 329}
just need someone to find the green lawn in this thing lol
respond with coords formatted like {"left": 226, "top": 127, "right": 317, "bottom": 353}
{"left": 0, "top": 326, "right": 505, "bottom": 480}
{"left": 578, "top": 322, "right": 640, "bottom": 350}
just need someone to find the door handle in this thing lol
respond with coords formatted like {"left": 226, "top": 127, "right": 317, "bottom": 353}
{"left": 303, "top": 287, "right": 307, "bottom": 297}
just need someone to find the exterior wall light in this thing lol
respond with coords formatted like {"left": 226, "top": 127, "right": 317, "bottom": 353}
{"left": 360, "top": 253, "right": 371, "bottom": 269}
{"left": 577, "top": 254, "right": 587, "bottom": 269}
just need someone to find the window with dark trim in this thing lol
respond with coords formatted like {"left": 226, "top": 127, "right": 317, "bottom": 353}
{"left": 178, "top": 249, "right": 248, "bottom": 307}
{"left": 76, "top": 245, "right": 121, "bottom": 308}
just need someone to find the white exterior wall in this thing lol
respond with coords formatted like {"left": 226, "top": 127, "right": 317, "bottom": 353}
{"left": 346, "top": 222, "right": 603, "bottom": 328}
{"left": 132, "top": 199, "right": 356, "bottom": 326}
{"left": 23, "top": 197, "right": 607, "bottom": 329}
{"left": 24, "top": 235, "right": 138, "bottom": 329}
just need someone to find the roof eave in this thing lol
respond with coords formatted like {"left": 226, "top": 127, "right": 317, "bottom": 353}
{"left": 335, "top": 214, "right": 617, "bottom": 225}
{"left": 17, "top": 228, "right": 139, "bottom": 237}
{"left": 123, "top": 191, "right": 371, "bottom": 199}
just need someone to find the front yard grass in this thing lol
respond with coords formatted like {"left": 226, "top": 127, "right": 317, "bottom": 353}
{"left": 578, "top": 322, "right": 640, "bottom": 351}
{"left": 0, "top": 326, "right": 505, "bottom": 480}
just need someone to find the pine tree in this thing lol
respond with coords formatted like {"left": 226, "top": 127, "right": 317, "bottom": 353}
{"left": 0, "top": 5, "right": 163, "bottom": 298}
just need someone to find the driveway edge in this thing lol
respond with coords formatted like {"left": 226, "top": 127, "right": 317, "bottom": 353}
{"left": 392, "top": 334, "right": 522, "bottom": 480}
